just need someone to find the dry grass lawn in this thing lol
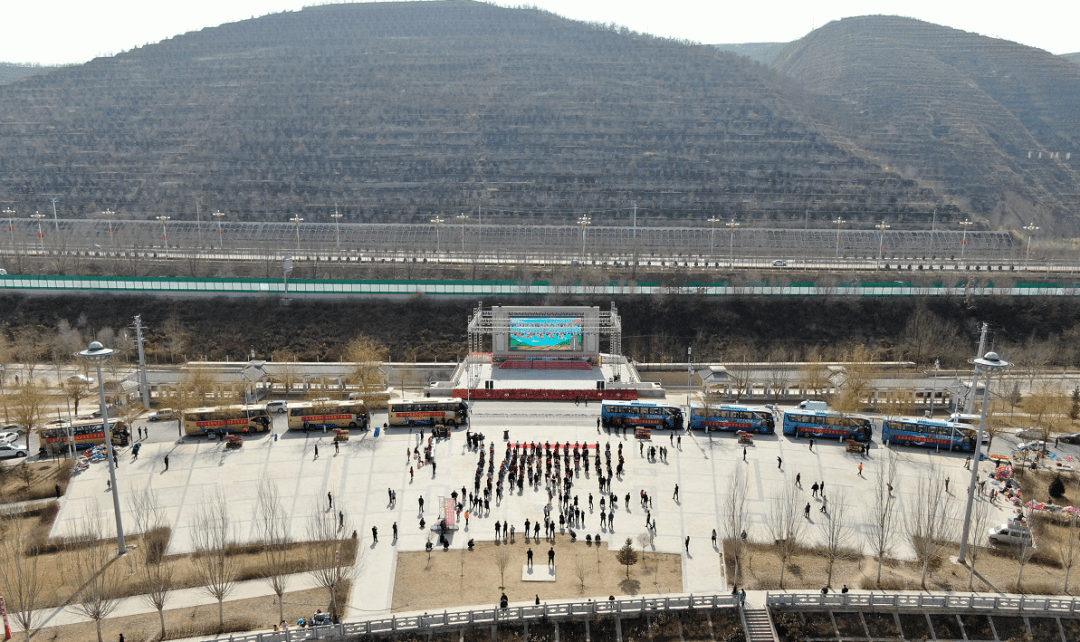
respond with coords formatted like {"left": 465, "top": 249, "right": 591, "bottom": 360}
{"left": 0, "top": 458, "right": 71, "bottom": 503}
{"left": 392, "top": 535, "right": 682, "bottom": 612}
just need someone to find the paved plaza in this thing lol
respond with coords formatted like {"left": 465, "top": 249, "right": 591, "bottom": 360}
{"left": 53, "top": 397, "right": 1034, "bottom": 619}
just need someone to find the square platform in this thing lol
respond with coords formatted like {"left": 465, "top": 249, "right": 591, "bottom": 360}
{"left": 521, "top": 565, "right": 556, "bottom": 582}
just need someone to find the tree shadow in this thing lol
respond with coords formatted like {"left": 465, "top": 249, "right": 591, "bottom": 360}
{"left": 619, "top": 578, "right": 641, "bottom": 595}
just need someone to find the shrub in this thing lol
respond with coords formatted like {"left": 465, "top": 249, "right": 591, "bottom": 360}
{"left": 1050, "top": 475, "right": 1066, "bottom": 498}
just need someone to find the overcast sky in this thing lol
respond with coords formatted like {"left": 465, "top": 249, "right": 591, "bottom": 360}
{"left": 3, "top": 0, "right": 1077, "bottom": 65}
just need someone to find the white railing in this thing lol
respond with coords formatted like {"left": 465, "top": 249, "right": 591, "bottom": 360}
{"left": 767, "top": 591, "right": 1080, "bottom": 614}
{"left": 201, "top": 593, "right": 739, "bottom": 642}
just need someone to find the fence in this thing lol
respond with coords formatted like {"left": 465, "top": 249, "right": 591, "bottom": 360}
{"left": 767, "top": 591, "right": 1080, "bottom": 614}
{"left": 201, "top": 593, "right": 739, "bottom": 642}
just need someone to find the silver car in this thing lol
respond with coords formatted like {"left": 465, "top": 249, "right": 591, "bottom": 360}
{"left": 0, "top": 443, "right": 28, "bottom": 459}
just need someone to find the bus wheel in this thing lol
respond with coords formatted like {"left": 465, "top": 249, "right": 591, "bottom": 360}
{"left": 349, "top": 422, "right": 357, "bottom": 429}
{"left": 447, "top": 420, "right": 457, "bottom": 429}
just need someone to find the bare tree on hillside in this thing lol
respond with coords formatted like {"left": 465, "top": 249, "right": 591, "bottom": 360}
{"left": 193, "top": 492, "right": 239, "bottom": 630}
{"left": 767, "top": 485, "right": 805, "bottom": 589}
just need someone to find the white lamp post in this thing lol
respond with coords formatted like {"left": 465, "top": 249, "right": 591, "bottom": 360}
{"left": 1024, "top": 222, "right": 1039, "bottom": 263}
{"left": 31, "top": 212, "right": 46, "bottom": 254}
{"left": 212, "top": 211, "right": 226, "bottom": 250}
{"left": 457, "top": 213, "right": 468, "bottom": 254}
{"left": 4, "top": 208, "right": 16, "bottom": 248}
{"left": 876, "top": 220, "right": 890, "bottom": 261}
{"left": 959, "top": 218, "right": 974, "bottom": 261}
{"left": 49, "top": 198, "right": 59, "bottom": 235}
{"left": 290, "top": 216, "right": 304, "bottom": 252}
{"left": 707, "top": 217, "right": 720, "bottom": 258}
{"left": 957, "top": 351, "right": 1012, "bottom": 565}
{"left": 726, "top": 218, "right": 740, "bottom": 268}
{"left": 76, "top": 341, "right": 127, "bottom": 555}
{"left": 577, "top": 215, "right": 591, "bottom": 262}
{"left": 833, "top": 217, "right": 846, "bottom": 258}
{"left": 156, "top": 215, "right": 170, "bottom": 245}
{"left": 331, "top": 211, "right": 343, "bottom": 250}
{"left": 431, "top": 216, "right": 445, "bottom": 256}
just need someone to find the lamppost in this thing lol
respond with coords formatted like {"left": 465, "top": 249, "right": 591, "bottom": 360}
{"left": 876, "top": 220, "right": 890, "bottom": 261}
{"left": 431, "top": 216, "right": 445, "bottom": 256}
{"left": 959, "top": 218, "right": 974, "bottom": 261}
{"left": 290, "top": 216, "right": 304, "bottom": 252}
{"left": 577, "top": 215, "right": 591, "bottom": 263}
{"left": 1024, "top": 222, "right": 1039, "bottom": 263}
{"left": 331, "top": 210, "right": 343, "bottom": 250}
{"left": 30, "top": 212, "right": 46, "bottom": 255}
{"left": 4, "top": 208, "right": 15, "bottom": 248}
{"left": 833, "top": 217, "right": 846, "bottom": 258}
{"left": 102, "top": 209, "right": 116, "bottom": 252}
{"left": 283, "top": 255, "right": 294, "bottom": 299}
{"left": 49, "top": 198, "right": 59, "bottom": 235}
{"left": 707, "top": 217, "right": 720, "bottom": 258}
{"left": 76, "top": 341, "right": 126, "bottom": 555}
{"left": 726, "top": 218, "right": 740, "bottom": 268}
{"left": 212, "top": 211, "right": 226, "bottom": 251}
{"left": 686, "top": 346, "right": 693, "bottom": 421}
{"left": 156, "top": 215, "right": 170, "bottom": 245}
{"left": 457, "top": 213, "right": 468, "bottom": 254}
{"left": 957, "top": 350, "right": 1012, "bottom": 565}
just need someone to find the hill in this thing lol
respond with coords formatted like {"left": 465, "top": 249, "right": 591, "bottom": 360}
{"left": 773, "top": 16, "right": 1080, "bottom": 231}
{"left": 0, "top": 62, "right": 62, "bottom": 85}
{"left": 1064, "top": 52, "right": 1080, "bottom": 64}
{"left": 711, "top": 42, "right": 785, "bottom": 65}
{"left": 0, "top": 1, "right": 948, "bottom": 225}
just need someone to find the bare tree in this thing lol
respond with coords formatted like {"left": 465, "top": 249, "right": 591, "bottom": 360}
{"left": 1061, "top": 515, "right": 1080, "bottom": 594}
{"left": 307, "top": 509, "right": 361, "bottom": 620}
{"left": 129, "top": 489, "right": 171, "bottom": 639}
{"left": 798, "top": 353, "right": 831, "bottom": 401}
{"left": 0, "top": 517, "right": 45, "bottom": 642}
{"left": 1014, "top": 523, "right": 1037, "bottom": 592}
{"left": 573, "top": 556, "right": 588, "bottom": 593}
{"left": 70, "top": 507, "right": 123, "bottom": 642}
{"left": 270, "top": 348, "right": 300, "bottom": 397}
{"left": 907, "top": 471, "right": 956, "bottom": 589}
{"left": 343, "top": 335, "right": 388, "bottom": 406}
{"left": 765, "top": 347, "right": 791, "bottom": 403}
{"left": 866, "top": 453, "right": 897, "bottom": 584}
{"left": 11, "top": 380, "right": 47, "bottom": 451}
{"left": 817, "top": 487, "right": 855, "bottom": 586}
{"left": 257, "top": 482, "right": 293, "bottom": 624}
{"left": 61, "top": 373, "right": 92, "bottom": 418}
{"left": 193, "top": 492, "right": 239, "bottom": 630}
{"left": 636, "top": 532, "right": 651, "bottom": 571}
{"left": 767, "top": 485, "right": 805, "bottom": 589}
{"left": 495, "top": 548, "right": 511, "bottom": 589}
{"left": 723, "top": 467, "right": 751, "bottom": 584}
{"left": 12, "top": 326, "right": 48, "bottom": 380}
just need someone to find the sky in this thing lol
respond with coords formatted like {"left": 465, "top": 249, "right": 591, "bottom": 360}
{"left": 2, "top": 0, "right": 1077, "bottom": 65}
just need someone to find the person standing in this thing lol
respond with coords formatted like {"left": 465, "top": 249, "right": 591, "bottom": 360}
{"left": 372, "top": 526, "right": 378, "bottom": 543}
{"left": 163, "top": 455, "right": 170, "bottom": 471}
{"left": 777, "top": 456, "right": 782, "bottom": 470}
{"left": 419, "top": 496, "right": 425, "bottom": 513}
{"left": 711, "top": 529, "right": 717, "bottom": 547}
{"left": 684, "top": 536, "right": 690, "bottom": 552}
{"left": 393, "top": 522, "right": 398, "bottom": 540}
{"left": 314, "top": 444, "right": 319, "bottom": 460}
{"left": 804, "top": 503, "right": 811, "bottom": 519}
{"left": 328, "top": 492, "right": 333, "bottom": 509}
{"left": 673, "top": 484, "right": 679, "bottom": 501}
{"left": 795, "top": 473, "right": 801, "bottom": 487}
{"left": 742, "top": 447, "right": 747, "bottom": 462}
{"left": 339, "top": 511, "right": 344, "bottom": 528}
{"left": 857, "top": 463, "right": 863, "bottom": 477}
{"left": 527, "top": 548, "right": 534, "bottom": 567}
{"left": 809, "top": 438, "right": 814, "bottom": 452}
{"left": 548, "top": 547, "right": 555, "bottom": 567}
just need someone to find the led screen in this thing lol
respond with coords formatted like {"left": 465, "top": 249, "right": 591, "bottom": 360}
{"left": 509, "top": 317, "right": 583, "bottom": 351}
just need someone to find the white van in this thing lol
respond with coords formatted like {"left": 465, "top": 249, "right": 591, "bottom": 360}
{"left": 988, "top": 521, "right": 1035, "bottom": 548}
{"left": 949, "top": 413, "right": 981, "bottom": 425}
{"left": 797, "top": 400, "right": 828, "bottom": 411}
{"left": 265, "top": 400, "right": 288, "bottom": 414}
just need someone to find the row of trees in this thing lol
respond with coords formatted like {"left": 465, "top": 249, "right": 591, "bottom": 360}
{"left": 0, "top": 482, "right": 362, "bottom": 642}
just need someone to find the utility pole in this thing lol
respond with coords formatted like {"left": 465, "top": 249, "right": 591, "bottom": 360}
{"left": 133, "top": 315, "right": 151, "bottom": 410}
{"left": 964, "top": 322, "right": 990, "bottom": 414}
{"left": 50, "top": 198, "right": 59, "bottom": 234}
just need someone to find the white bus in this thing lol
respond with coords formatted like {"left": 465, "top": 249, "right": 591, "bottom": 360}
{"left": 387, "top": 398, "right": 469, "bottom": 427}
{"left": 286, "top": 400, "right": 369, "bottom": 431}
{"left": 182, "top": 405, "right": 271, "bottom": 436}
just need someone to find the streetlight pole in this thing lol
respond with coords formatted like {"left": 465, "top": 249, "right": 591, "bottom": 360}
{"left": 4, "top": 208, "right": 15, "bottom": 249}
{"left": 331, "top": 210, "right": 343, "bottom": 250}
{"left": 156, "top": 215, "right": 170, "bottom": 246}
{"left": 726, "top": 218, "right": 740, "bottom": 268}
{"left": 577, "top": 215, "right": 591, "bottom": 263}
{"left": 77, "top": 341, "right": 126, "bottom": 556}
{"left": 30, "top": 212, "right": 46, "bottom": 255}
{"left": 707, "top": 217, "right": 719, "bottom": 258}
{"left": 1024, "top": 222, "right": 1039, "bottom": 263}
{"left": 212, "top": 211, "right": 226, "bottom": 251}
{"left": 687, "top": 346, "right": 693, "bottom": 426}
{"left": 431, "top": 216, "right": 445, "bottom": 257}
{"left": 957, "top": 351, "right": 1012, "bottom": 565}
{"left": 959, "top": 218, "right": 974, "bottom": 261}
{"left": 290, "top": 216, "right": 304, "bottom": 253}
{"left": 457, "top": 213, "right": 468, "bottom": 254}
{"left": 876, "top": 220, "right": 890, "bottom": 261}
{"left": 49, "top": 198, "right": 59, "bottom": 235}
{"left": 833, "top": 217, "right": 846, "bottom": 258}
{"left": 102, "top": 209, "right": 116, "bottom": 253}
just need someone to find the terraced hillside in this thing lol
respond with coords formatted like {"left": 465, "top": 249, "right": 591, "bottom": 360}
{"left": 773, "top": 16, "right": 1080, "bottom": 231}
{"left": 0, "top": 62, "right": 61, "bottom": 85}
{"left": 0, "top": 1, "right": 947, "bottom": 225}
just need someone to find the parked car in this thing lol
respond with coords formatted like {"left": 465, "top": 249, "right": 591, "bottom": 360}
{"left": 309, "top": 611, "right": 333, "bottom": 626}
{"left": 1060, "top": 433, "right": 1080, "bottom": 445}
{"left": 0, "top": 431, "right": 20, "bottom": 444}
{"left": 1015, "top": 427, "right": 1044, "bottom": 440}
{"left": 147, "top": 408, "right": 174, "bottom": 422}
{"left": 772, "top": 260, "right": 787, "bottom": 267}
{"left": 988, "top": 521, "right": 1035, "bottom": 548}
{"left": 1017, "top": 440, "right": 1046, "bottom": 452}
{"left": 0, "top": 443, "right": 28, "bottom": 459}
{"left": 265, "top": 400, "right": 288, "bottom": 414}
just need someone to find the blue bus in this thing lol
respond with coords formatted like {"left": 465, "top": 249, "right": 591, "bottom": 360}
{"left": 881, "top": 417, "right": 977, "bottom": 451}
{"left": 601, "top": 401, "right": 683, "bottom": 429}
{"left": 783, "top": 410, "right": 873, "bottom": 442}
{"left": 689, "top": 404, "right": 776, "bottom": 433}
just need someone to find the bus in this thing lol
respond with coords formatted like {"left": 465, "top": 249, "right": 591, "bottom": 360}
{"left": 387, "top": 398, "right": 469, "bottom": 427}
{"left": 287, "top": 400, "right": 369, "bottom": 431}
{"left": 182, "top": 404, "right": 271, "bottom": 436}
{"left": 783, "top": 410, "right": 873, "bottom": 441}
{"left": 39, "top": 418, "right": 131, "bottom": 455}
{"left": 601, "top": 401, "right": 684, "bottom": 430}
{"left": 688, "top": 404, "right": 775, "bottom": 433}
{"left": 881, "top": 417, "right": 978, "bottom": 451}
